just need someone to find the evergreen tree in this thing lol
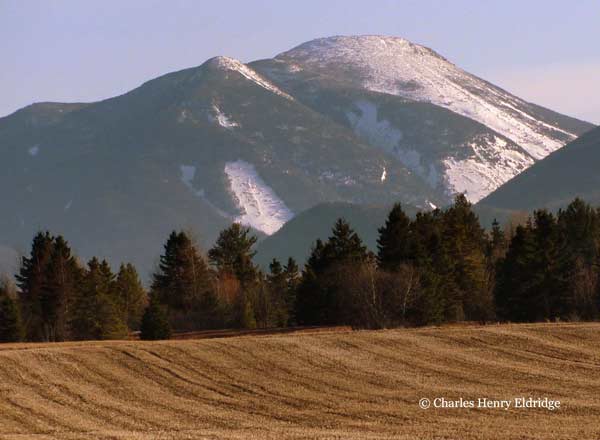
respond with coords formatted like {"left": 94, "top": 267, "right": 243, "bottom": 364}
{"left": 296, "top": 219, "right": 370, "bottom": 325}
{"left": 531, "top": 210, "right": 562, "bottom": 319}
{"left": 15, "top": 231, "right": 54, "bottom": 341}
{"left": 267, "top": 259, "right": 289, "bottom": 326}
{"left": 152, "top": 231, "right": 216, "bottom": 329}
{"left": 70, "top": 258, "right": 127, "bottom": 340}
{"left": 283, "top": 257, "right": 300, "bottom": 326}
{"left": 296, "top": 240, "right": 326, "bottom": 325}
{"left": 487, "top": 219, "right": 507, "bottom": 263}
{"left": 495, "top": 224, "right": 539, "bottom": 321}
{"left": 208, "top": 223, "right": 258, "bottom": 287}
{"left": 140, "top": 296, "right": 172, "bottom": 340}
{"left": 556, "top": 199, "right": 600, "bottom": 318}
{"left": 115, "top": 263, "right": 147, "bottom": 330}
{"left": 39, "top": 236, "right": 81, "bottom": 341}
{"left": 377, "top": 203, "right": 411, "bottom": 271}
{"left": 208, "top": 224, "right": 259, "bottom": 328}
{"left": 0, "top": 280, "right": 21, "bottom": 342}
{"left": 441, "top": 195, "right": 491, "bottom": 321}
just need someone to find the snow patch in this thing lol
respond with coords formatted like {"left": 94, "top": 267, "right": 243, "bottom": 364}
{"left": 224, "top": 160, "right": 293, "bottom": 235}
{"left": 208, "top": 104, "right": 239, "bottom": 129}
{"left": 380, "top": 167, "right": 387, "bottom": 182}
{"left": 180, "top": 164, "right": 208, "bottom": 197}
{"left": 345, "top": 101, "right": 440, "bottom": 188}
{"left": 443, "top": 135, "right": 534, "bottom": 202}
{"left": 346, "top": 101, "right": 403, "bottom": 151}
{"left": 28, "top": 145, "right": 40, "bottom": 156}
{"left": 210, "top": 56, "right": 295, "bottom": 101}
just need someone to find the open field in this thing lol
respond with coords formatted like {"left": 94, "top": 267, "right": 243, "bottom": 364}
{"left": 1, "top": 323, "right": 600, "bottom": 439}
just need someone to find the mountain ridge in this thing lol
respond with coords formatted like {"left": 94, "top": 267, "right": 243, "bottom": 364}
{"left": 0, "top": 35, "right": 594, "bottom": 278}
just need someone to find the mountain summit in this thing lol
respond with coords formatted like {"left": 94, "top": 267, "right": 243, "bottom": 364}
{"left": 254, "top": 35, "right": 591, "bottom": 201}
{"left": 0, "top": 35, "right": 593, "bottom": 277}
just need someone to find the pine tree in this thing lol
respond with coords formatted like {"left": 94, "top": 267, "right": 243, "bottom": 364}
{"left": 152, "top": 231, "right": 216, "bottom": 329}
{"left": 208, "top": 223, "right": 258, "bottom": 287}
{"left": 140, "top": 296, "right": 172, "bottom": 340}
{"left": 377, "top": 203, "right": 411, "bottom": 271}
{"left": 15, "top": 231, "right": 54, "bottom": 341}
{"left": 115, "top": 263, "right": 147, "bottom": 330}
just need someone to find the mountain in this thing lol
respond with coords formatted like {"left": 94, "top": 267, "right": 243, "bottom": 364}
{"left": 0, "top": 52, "right": 440, "bottom": 278}
{"left": 252, "top": 36, "right": 592, "bottom": 202}
{"left": 0, "top": 35, "right": 592, "bottom": 278}
{"left": 478, "top": 126, "right": 600, "bottom": 212}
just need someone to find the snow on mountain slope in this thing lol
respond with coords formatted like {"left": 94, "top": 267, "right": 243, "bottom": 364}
{"left": 443, "top": 135, "right": 534, "bottom": 202}
{"left": 208, "top": 104, "right": 240, "bottom": 129}
{"left": 208, "top": 56, "right": 295, "bottom": 101}
{"left": 346, "top": 100, "right": 403, "bottom": 151}
{"left": 344, "top": 99, "right": 533, "bottom": 202}
{"left": 277, "top": 36, "right": 578, "bottom": 160}
{"left": 224, "top": 160, "right": 294, "bottom": 235}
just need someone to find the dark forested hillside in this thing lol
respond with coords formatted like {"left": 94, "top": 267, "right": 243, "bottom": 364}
{"left": 479, "top": 127, "right": 600, "bottom": 212}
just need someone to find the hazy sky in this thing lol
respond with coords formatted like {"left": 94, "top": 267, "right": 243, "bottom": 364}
{"left": 2, "top": 0, "right": 599, "bottom": 123}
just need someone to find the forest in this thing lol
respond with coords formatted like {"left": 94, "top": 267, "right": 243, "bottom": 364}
{"left": 1, "top": 195, "right": 600, "bottom": 342}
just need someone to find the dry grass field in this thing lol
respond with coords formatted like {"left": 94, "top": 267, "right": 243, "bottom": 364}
{"left": 1, "top": 323, "right": 600, "bottom": 439}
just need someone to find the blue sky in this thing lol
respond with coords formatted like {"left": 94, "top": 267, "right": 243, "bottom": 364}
{"left": 2, "top": 0, "right": 599, "bottom": 122}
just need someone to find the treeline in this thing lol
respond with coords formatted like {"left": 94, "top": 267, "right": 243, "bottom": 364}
{"left": 1, "top": 195, "right": 600, "bottom": 342}
{"left": 0, "top": 232, "right": 146, "bottom": 342}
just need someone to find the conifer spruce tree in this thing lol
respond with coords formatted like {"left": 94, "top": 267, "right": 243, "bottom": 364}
{"left": 495, "top": 224, "right": 538, "bottom": 321}
{"left": 0, "top": 280, "right": 22, "bottom": 342}
{"left": 115, "top": 263, "right": 147, "bottom": 330}
{"left": 296, "top": 240, "right": 326, "bottom": 325}
{"left": 297, "top": 219, "right": 370, "bottom": 325}
{"left": 140, "top": 296, "right": 171, "bottom": 340}
{"left": 283, "top": 257, "right": 300, "bottom": 326}
{"left": 15, "top": 231, "right": 55, "bottom": 341}
{"left": 267, "top": 259, "right": 288, "bottom": 326}
{"left": 377, "top": 203, "right": 411, "bottom": 271}
{"left": 208, "top": 224, "right": 259, "bottom": 328}
{"left": 70, "top": 258, "right": 127, "bottom": 340}
{"left": 441, "top": 195, "right": 490, "bottom": 321}
{"left": 555, "top": 199, "right": 600, "bottom": 319}
{"left": 152, "top": 231, "right": 216, "bottom": 329}
{"left": 208, "top": 223, "right": 258, "bottom": 287}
